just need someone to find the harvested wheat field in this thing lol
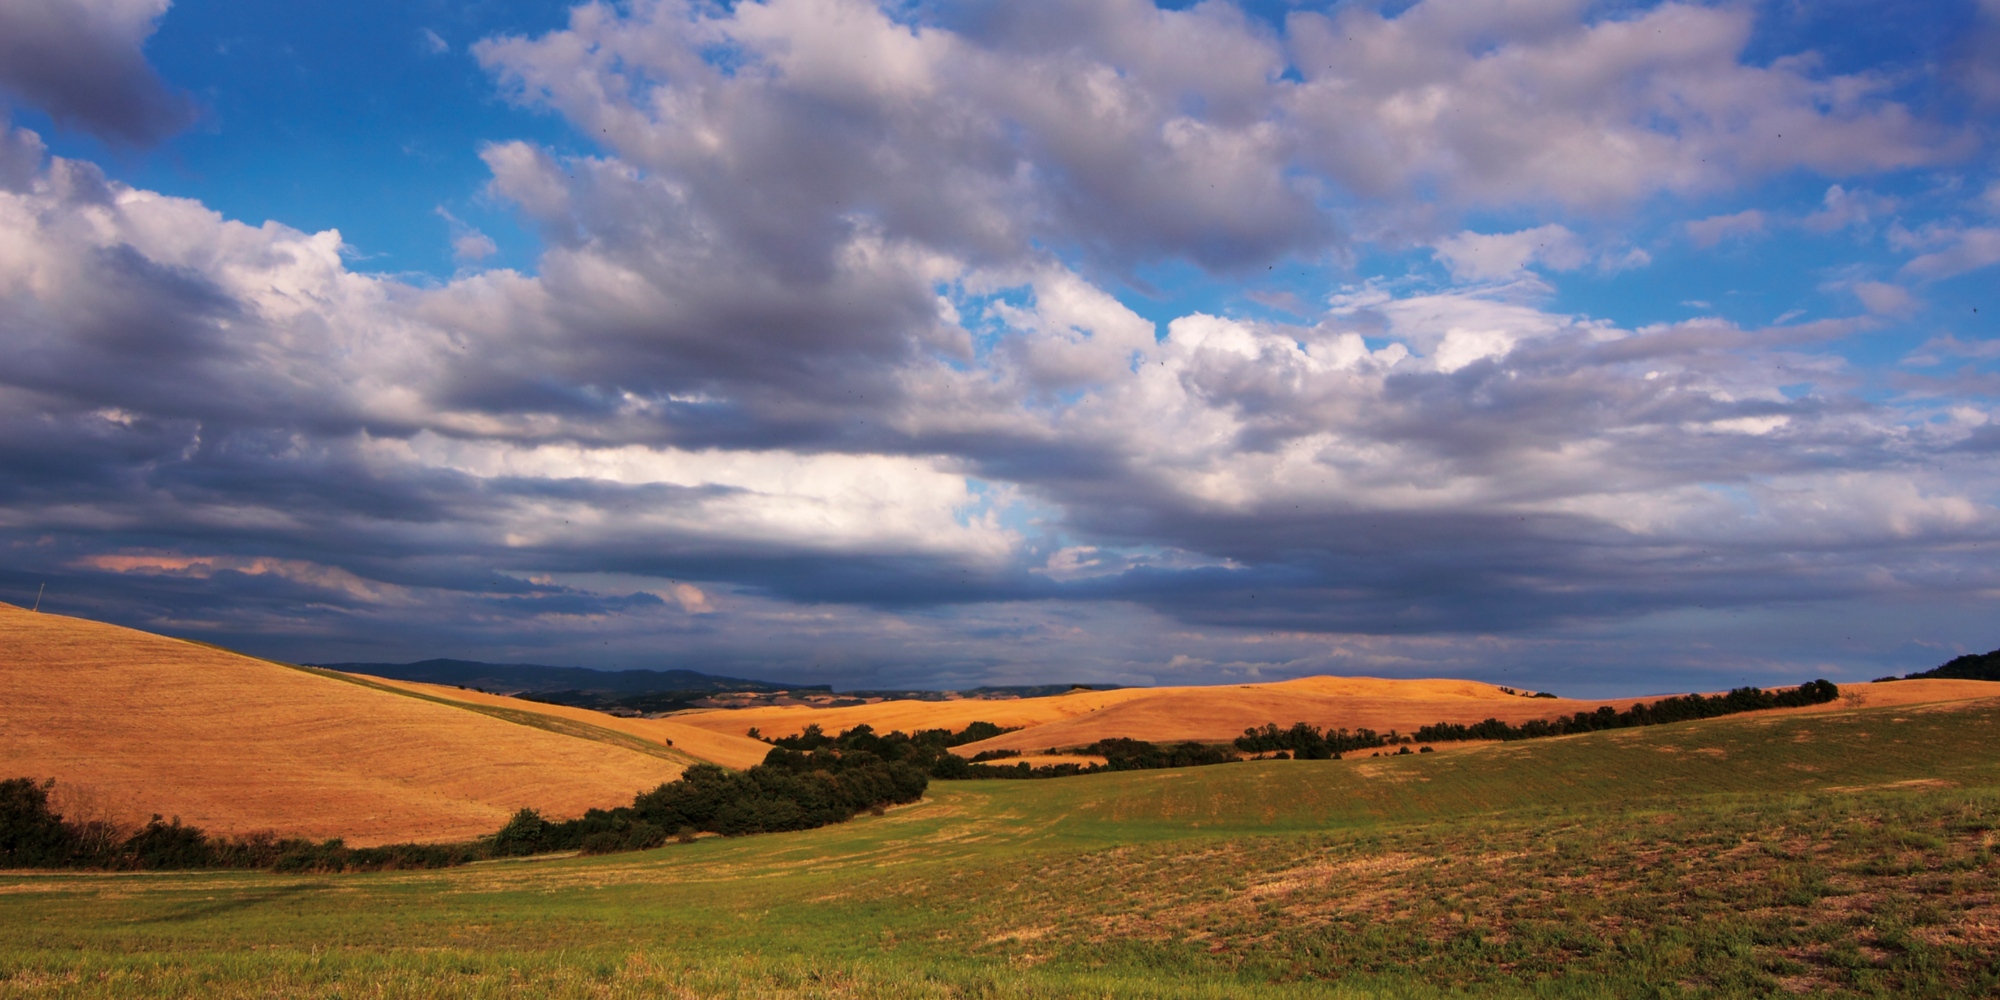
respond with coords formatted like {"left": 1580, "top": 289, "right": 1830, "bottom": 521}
{"left": 347, "top": 675, "right": 775, "bottom": 770}
{"left": 674, "top": 672, "right": 2000, "bottom": 757}
{"left": 0, "top": 603, "right": 691, "bottom": 845}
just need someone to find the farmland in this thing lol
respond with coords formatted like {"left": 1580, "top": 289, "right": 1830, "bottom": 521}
{"left": 5, "top": 692, "right": 1997, "bottom": 998}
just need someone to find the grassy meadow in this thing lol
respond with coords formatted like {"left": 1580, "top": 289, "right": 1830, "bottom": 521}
{"left": 4, "top": 698, "right": 1997, "bottom": 999}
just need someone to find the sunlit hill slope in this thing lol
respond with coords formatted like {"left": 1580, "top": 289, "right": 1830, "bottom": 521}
{"left": 0, "top": 603, "right": 695, "bottom": 845}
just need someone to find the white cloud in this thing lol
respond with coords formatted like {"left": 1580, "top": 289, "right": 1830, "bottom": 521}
{"left": 1685, "top": 209, "right": 1767, "bottom": 248}
{"left": 1900, "top": 227, "right": 2000, "bottom": 281}
{"left": 1850, "top": 281, "right": 1917, "bottom": 317}
{"left": 1284, "top": 2, "right": 1948, "bottom": 209}
{"left": 1432, "top": 225, "right": 1589, "bottom": 281}
{"left": 1804, "top": 184, "right": 1896, "bottom": 234}
{"left": 377, "top": 433, "right": 1016, "bottom": 562}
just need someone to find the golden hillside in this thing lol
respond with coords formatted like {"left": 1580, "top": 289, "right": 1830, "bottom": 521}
{"left": 0, "top": 603, "right": 690, "bottom": 846}
{"left": 673, "top": 672, "right": 2000, "bottom": 755}
{"left": 348, "top": 675, "right": 774, "bottom": 770}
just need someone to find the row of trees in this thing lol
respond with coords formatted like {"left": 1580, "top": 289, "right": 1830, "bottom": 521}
{"left": 5, "top": 740, "right": 931, "bottom": 871}
{"left": 490, "top": 750, "right": 929, "bottom": 856}
{"left": 1412, "top": 681, "right": 1841, "bottom": 743}
{"left": 1234, "top": 722, "right": 1392, "bottom": 759}
{"left": 0, "top": 778, "right": 472, "bottom": 872}
{"left": 758, "top": 723, "right": 1246, "bottom": 779}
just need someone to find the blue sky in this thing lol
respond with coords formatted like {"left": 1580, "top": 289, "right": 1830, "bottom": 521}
{"left": 1, "top": 0, "right": 1996, "bottom": 695}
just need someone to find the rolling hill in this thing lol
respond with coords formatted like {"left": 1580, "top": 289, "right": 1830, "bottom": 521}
{"left": 0, "top": 603, "right": 700, "bottom": 845}
{"left": 670, "top": 671, "right": 2000, "bottom": 756}
{"left": 338, "top": 674, "right": 775, "bottom": 770}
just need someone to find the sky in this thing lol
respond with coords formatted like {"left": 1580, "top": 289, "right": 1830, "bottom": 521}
{"left": 1, "top": 0, "right": 1996, "bottom": 697}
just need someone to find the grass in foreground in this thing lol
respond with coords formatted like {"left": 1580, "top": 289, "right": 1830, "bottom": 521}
{"left": 3, "top": 699, "right": 1996, "bottom": 998}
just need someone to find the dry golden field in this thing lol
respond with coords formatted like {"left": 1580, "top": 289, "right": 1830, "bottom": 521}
{"left": 348, "top": 675, "right": 775, "bottom": 769}
{"left": 671, "top": 671, "right": 2000, "bottom": 756}
{"left": 0, "top": 603, "right": 690, "bottom": 845}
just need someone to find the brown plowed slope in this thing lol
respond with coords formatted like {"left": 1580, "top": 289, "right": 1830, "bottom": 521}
{"left": 350, "top": 676, "right": 774, "bottom": 770}
{"left": 0, "top": 603, "right": 684, "bottom": 845}
{"left": 674, "top": 674, "right": 2000, "bottom": 756}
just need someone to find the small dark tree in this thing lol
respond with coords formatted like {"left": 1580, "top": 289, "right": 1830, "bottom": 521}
{"left": 126, "top": 816, "right": 214, "bottom": 870}
{"left": 490, "top": 808, "right": 552, "bottom": 857}
{"left": 0, "top": 778, "right": 77, "bottom": 868}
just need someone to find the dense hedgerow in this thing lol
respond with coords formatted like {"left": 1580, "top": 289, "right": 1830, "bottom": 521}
{"left": 759, "top": 723, "right": 1242, "bottom": 780}
{"left": 493, "top": 750, "right": 930, "bottom": 855}
{"left": 1411, "top": 680, "right": 1840, "bottom": 744}
{"left": 1234, "top": 722, "right": 1391, "bottom": 759}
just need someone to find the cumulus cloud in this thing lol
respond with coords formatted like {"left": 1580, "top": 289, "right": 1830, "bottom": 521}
{"left": 0, "top": 0, "right": 197, "bottom": 145}
{"left": 1432, "top": 225, "right": 1590, "bottom": 281}
{"left": 1283, "top": 1, "right": 1948, "bottom": 208}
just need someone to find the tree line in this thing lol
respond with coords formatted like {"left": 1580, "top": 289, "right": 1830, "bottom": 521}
{"left": 1234, "top": 722, "right": 1392, "bottom": 758}
{"left": 1410, "top": 681, "right": 1840, "bottom": 743}
{"left": 0, "top": 778, "right": 476, "bottom": 873}
{"left": 758, "top": 722, "right": 1239, "bottom": 779}
{"left": 489, "top": 750, "right": 927, "bottom": 856}
{"left": 1879, "top": 647, "right": 2000, "bottom": 683}
{"left": 3, "top": 742, "right": 926, "bottom": 872}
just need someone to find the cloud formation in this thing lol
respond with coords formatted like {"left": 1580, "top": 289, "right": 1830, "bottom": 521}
{"left": 0, "top": 0, "right": 196, "bottom": 144}
{"left": 1, "top": 0, "right": 1996, "bottom": 691}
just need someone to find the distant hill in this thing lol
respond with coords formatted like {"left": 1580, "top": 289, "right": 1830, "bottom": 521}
{"left": 1902, "top": 647, "right": 2000, "bottom": 682}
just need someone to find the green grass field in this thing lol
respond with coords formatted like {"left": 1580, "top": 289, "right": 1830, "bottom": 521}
{"left": 5, "top": 698, "right": 1997, "bottom": 998}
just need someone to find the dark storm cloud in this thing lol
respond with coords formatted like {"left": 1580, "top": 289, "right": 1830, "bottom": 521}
{"left": 0, "top": 0, "right": 196, "bottom": 145}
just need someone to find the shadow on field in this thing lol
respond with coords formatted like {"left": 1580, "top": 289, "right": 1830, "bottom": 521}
{"left": 128, "top": 881, "right": 332, "bottom": 925}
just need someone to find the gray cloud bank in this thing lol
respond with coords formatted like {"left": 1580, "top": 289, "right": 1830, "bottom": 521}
{"left": 1, "top": 0, "right": 1997, "bottom": 693}
{"left": 0, "top": 0, "right": 195, "bottom": 145}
